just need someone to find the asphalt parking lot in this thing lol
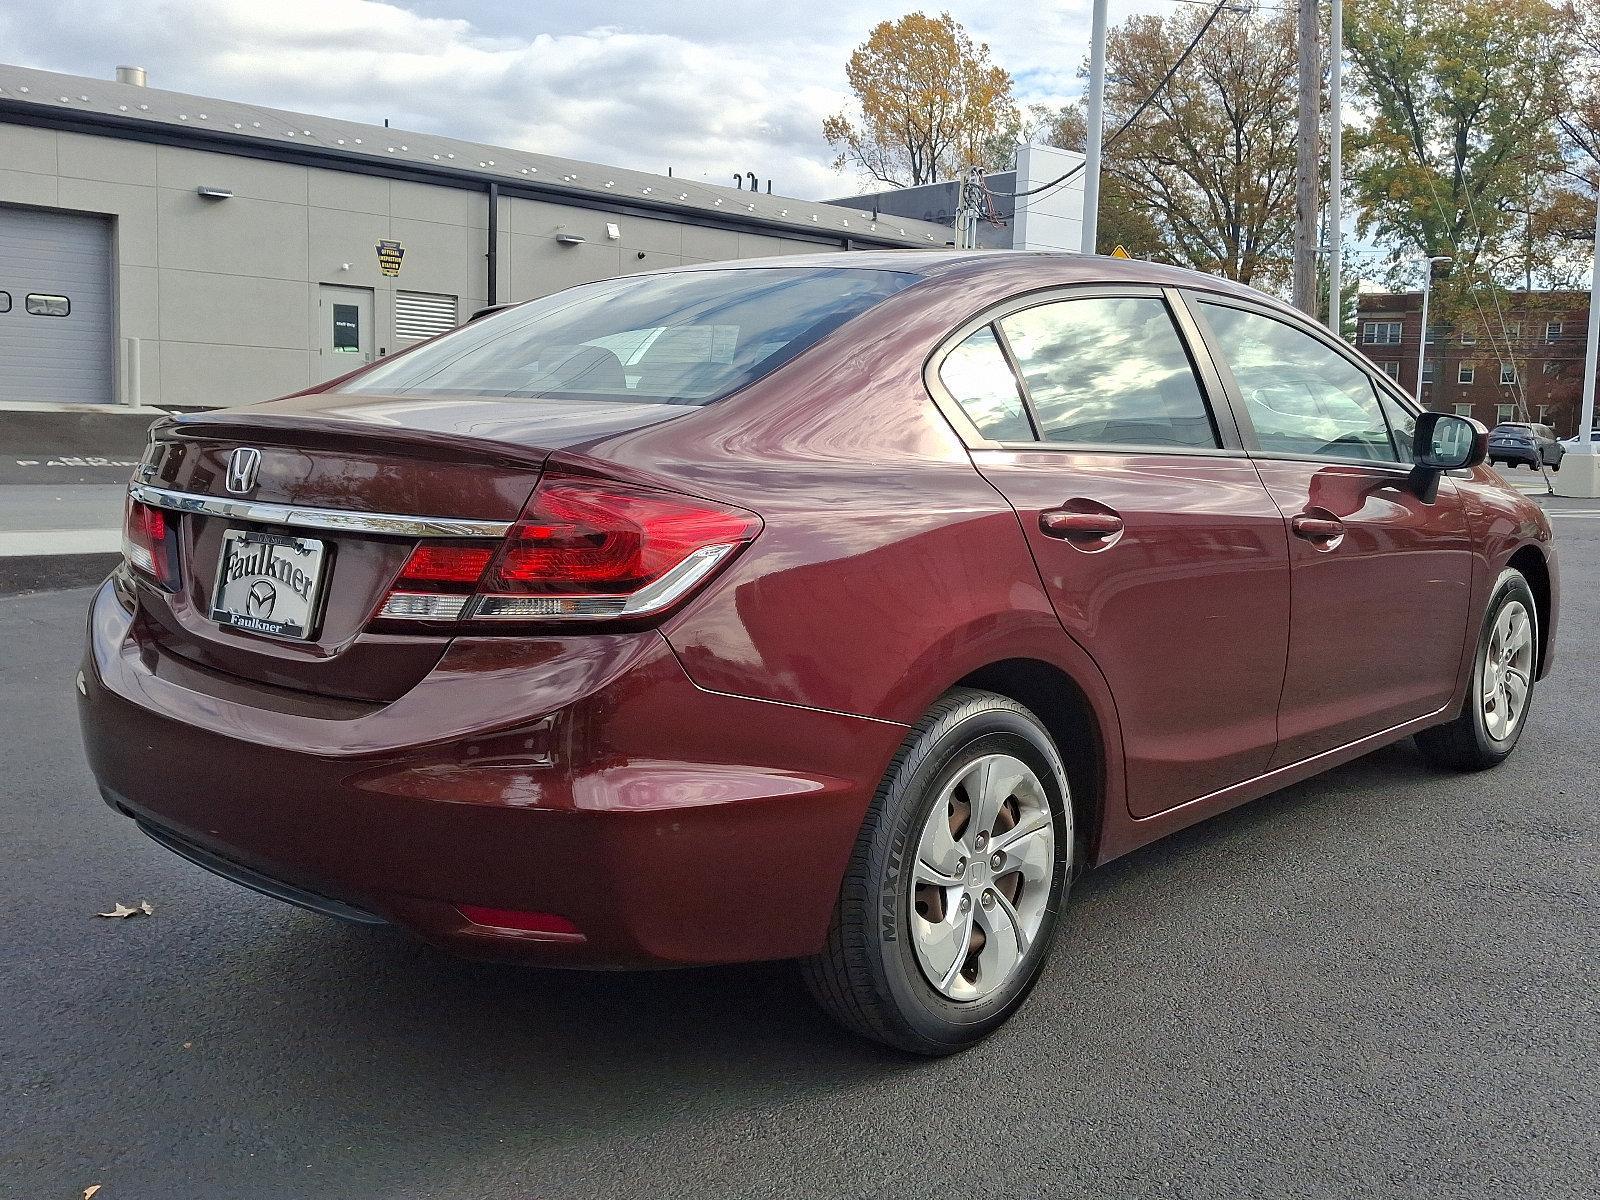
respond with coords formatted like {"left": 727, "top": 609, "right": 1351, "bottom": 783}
{"left": 3, "top": 504, "right": 1597, "bottom": 1200}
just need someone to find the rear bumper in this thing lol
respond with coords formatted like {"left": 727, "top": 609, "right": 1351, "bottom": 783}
{"left": 1489, "top": 447, "right": 1540, "bottom": 465}
{"left": 78, "top": 579, "right": 905, "bottom": 967}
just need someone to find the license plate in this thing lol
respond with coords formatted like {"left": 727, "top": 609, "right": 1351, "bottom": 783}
{"left": 211, "top": 529, "right": 328, "bottom": 641}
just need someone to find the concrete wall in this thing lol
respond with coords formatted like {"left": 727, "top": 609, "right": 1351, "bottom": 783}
{"left": 0, "top": 123, "right": 827, "bottom": 407}
{"left": 1010, "top": 145, "right": 1086, "bottom": 254}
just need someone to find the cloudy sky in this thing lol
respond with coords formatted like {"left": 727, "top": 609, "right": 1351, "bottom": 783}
{"left": 0, "top": 0, "right": 1173, "bottom": 199}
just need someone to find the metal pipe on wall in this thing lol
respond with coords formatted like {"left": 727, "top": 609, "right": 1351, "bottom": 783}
{"left": 486, "top": 181, "right": 499, "bottom": 306}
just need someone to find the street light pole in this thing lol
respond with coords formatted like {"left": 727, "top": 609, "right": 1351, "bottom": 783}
{"left": 1554, "top": 189, "right": 1600, "bottom": 497}
{"left": 1081, "top": 0, "right": 1109, "bottom": 255}
{"left": 1415, "top": 255, "right": 1452, "bottom": 405}
{"left": 1578, "top": 190, "right": 1600, "bottom": 446}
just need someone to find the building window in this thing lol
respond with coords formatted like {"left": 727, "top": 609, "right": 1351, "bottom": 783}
{"left": 1496, "top": 403, "right": 1516, "bottom": 424}
{"left": 1500, "top": 362, "right": 1517, "bottom": 385}
{"left": 25, "top": 294, "right": 69, "bottom": 317}
{"left": 0, "top": 291, "right": 10, "bottom": 313}
{"left": 1425, "top": 325, "right": 1445, "bottom": 344}
{"left": 1544, "top": 360, "right": 1562, "bottom": 376}
{"left": 394, "top": 290, "right": 459, "bottom": 341}
{"left": 1362, "top": 321, "right": 1402, "bottom": 346}
{"left": 1538, "top": 405, "right": 1550, "bottom": 423}
{"left": 1545, "top": 321, "right": 1562, "bottom": 342}
{"left": 1380, "top": 360, "right": 1400, "bottom": 380}
{"left": 1421, "top": 360, "right": 1436, "bottom": 384}
{"left": 1458, "top": 362, "right": 1475, "bottom": 384}
{"left": 1460, "top": 325, "right": 1477, "bottom": 345}
{"left": 1454, "top": 403, "right": 1475, "bottom": 417}
{"left": 1506, "top": 323, "right": 1521, "bottom": 341}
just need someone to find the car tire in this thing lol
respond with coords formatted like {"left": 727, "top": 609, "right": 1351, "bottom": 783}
{"left": 801, "top": 688, "right": 1074, "bottom": 1055}
{"left": 1415, "top": 568, "right": 1539, "bottom": 771}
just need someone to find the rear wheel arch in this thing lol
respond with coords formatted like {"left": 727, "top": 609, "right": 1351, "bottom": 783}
{"left": 1507, "top": 545, "right": 1552, "bottom": 676}
{"left": 952, "top": 658, "right": 1105, "bottom": 866}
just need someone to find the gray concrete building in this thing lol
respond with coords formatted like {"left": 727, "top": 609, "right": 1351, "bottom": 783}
{"left": 0, "top": 63, "right": 949, "bottom": 409}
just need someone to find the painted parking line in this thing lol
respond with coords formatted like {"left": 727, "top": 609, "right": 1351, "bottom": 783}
{"left": 1544, "top": 510, "right": 1600, "bottom": 518}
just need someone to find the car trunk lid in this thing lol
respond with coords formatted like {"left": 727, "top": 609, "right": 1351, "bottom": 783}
{"left": 130, "top": 393, "right": 692, "bottom": 702}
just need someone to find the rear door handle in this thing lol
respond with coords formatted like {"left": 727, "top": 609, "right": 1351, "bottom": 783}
{"left": 1291, "top": 514, "right": 1345, "bottom": 542}
{"left": 1040, "top": 509, "right": 1124, "bottom": 539}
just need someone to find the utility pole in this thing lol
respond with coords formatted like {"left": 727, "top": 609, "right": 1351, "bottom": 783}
{"left": 1327, "top": 0, "right": 1343, "bottom": 335}
{"left": 954, "top": 166, "right": 982, "bottom": 250}
{"left": 1081, "top": 0, "right": 1109, "bottom": 255}
{"left": 1293, "top": 0, "right": 1319, "bottom": 315}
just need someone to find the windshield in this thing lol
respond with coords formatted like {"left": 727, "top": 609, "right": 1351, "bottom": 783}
{"left": 345, "top": 267, "right": 922, "bottom": 405}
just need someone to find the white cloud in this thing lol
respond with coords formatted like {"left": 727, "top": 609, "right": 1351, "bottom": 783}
{"left": 0, "top": 0, "right": 1169, "bottom": 198}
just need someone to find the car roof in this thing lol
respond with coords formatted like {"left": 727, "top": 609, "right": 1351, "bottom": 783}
{"left": 658, "top": 248, "right": 1272, "bottom": 304}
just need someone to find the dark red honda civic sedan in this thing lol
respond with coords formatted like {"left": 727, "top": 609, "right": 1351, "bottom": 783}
{"left": 79, "top": 251, "right": 1558, "bottom": 1053}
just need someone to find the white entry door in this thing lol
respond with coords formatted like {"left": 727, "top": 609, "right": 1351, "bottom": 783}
{"left": 317, "top": 284, "right": 373, "bottom": 382}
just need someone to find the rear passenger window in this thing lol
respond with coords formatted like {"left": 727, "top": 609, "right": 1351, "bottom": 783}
{"left": 1199, "top": 301, "right": 1398, "bottom": 462}
{"left": 997, "top": 297, "right": 1219, "bottom": 448}
{"left": 26, "top": 294, "right": 70, "bottom": 317}
{"left": 939, "top": 326, "right": 1034, "bottom": 441}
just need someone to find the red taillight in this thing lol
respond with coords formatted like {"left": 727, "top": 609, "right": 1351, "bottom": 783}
{"left": 396, "top": 544, "right": 495, "bottom": 589}
{"left": 487, "top": 481, "right": 758, "bottom": 594}
{"left": 122, "top": 498, "right": 181, "bottom": 590}
{"left": 375, "top": 472, "right": 761, "bottom": 626}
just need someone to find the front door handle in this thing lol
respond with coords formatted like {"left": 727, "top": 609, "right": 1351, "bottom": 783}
{"left": 1040, "top": 509, "right": 1124, "bottom": 539}
{"left": 1291, "top": 514, "right": 1345, "bottom": 542}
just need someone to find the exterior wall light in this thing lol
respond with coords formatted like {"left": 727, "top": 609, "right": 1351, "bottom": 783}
{"left": 195, "top": 187, "right": 233, "bottom": 199}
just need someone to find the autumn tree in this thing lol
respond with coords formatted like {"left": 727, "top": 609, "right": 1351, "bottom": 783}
{"left": 1093, "top": 5, "right": 1301, "bottom": 287}
{"left": 824, "top": 12, "right": 1015, "bottom": 187}
{"left": 1557, "top": 1, "right": 1600, "bottom": 167}
{"left": 1344, "top": 0, "right": 1570, "bottom": 305}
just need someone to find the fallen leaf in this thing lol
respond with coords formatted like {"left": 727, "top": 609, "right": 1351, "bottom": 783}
{"left": 95, "top": 901, "right": 153, "bottom": 919}
{"left": 84, "top": 1186, "right": 102, "bottom": 1200}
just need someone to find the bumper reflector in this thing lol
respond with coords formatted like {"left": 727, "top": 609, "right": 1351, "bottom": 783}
{"left": 457, "top": 905, "right": 584, "bottom": 940}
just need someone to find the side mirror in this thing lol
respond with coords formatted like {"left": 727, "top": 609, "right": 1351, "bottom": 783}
{"left": 1409, "top": 412, "right": 1487, "bottom": 502}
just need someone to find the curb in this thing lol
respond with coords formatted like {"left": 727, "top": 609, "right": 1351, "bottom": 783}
{"left": 0, "top": 553, "right": 119, "bottom": 597}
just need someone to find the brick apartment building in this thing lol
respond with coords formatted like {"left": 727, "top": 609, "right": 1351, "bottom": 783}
{"left": 1355, "top": 291, "right": 1589, "bottom": 434}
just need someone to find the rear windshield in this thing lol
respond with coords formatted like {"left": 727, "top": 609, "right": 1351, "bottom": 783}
{"left": 344, "top": 267, "right": 921, "bottom": 405}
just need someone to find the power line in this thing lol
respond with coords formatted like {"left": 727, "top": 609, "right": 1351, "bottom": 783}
{"left": 988, "top": 0, "right": 1238, "bottom": 199}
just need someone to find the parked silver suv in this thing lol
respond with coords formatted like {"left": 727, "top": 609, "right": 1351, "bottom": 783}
{"left": 1488, "top": 423, "right": 1565, "bottom": 471}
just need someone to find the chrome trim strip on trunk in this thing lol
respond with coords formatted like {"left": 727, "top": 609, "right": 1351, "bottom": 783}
{"left": 129, "top": 482, "right": 514, "bottom": 539}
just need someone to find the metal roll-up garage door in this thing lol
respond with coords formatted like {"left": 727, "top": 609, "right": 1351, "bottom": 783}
{"left": 0, "top": 205, "right": 115, "bottom": 404}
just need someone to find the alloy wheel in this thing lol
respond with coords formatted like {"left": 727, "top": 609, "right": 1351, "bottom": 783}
{"left": 908, "top": 753, "right": 1057, "bottom": 1002}
{"left": 1482, "top": 599, "right": 1535, "bottom": 742}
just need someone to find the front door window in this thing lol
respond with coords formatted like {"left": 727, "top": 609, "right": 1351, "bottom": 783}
{"left": 1197, "top": 302, "right": 1397, "bottom": 461}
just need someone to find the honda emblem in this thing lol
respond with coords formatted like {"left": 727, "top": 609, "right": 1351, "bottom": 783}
{"left": 225, "top": 447, "right": 261, "bottom": 495}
